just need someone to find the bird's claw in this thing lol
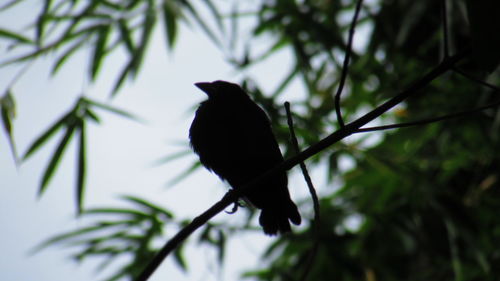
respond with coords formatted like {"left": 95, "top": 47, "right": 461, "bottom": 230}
{"left": 225, "top": 201, "right": 243, "bottom": 214}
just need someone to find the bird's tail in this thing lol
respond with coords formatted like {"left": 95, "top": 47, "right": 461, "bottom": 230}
{"left": 259, "top": 200, "right": 301, "bottom": 235}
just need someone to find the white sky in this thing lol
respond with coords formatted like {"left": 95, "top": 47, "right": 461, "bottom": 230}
{"left": 0, "top": 2, "right": 323, "bottom": 281}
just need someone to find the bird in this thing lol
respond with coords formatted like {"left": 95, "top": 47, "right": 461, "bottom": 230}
{"left": 189, "top": 80, "right": 301, "bottom": 235}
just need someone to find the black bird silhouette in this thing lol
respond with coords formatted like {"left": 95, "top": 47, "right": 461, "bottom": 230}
{"left": 189, "top": 80, "right": 301, "bottom": 235}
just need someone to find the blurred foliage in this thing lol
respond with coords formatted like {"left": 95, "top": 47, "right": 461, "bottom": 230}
{"left": 2, "top": 0, "right": 500, "bottom": 281}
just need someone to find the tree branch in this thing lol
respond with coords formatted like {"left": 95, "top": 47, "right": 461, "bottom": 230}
{"left": 355, "top": 99, "right": 500, "bottom": 133}
{"left": 284, "top": 102, "right": 320, "bottom": 281}
{"left": 334, "top": 0, "right": 364, "bottom": 127}
{"left": 134, "top": 48, "right": 469, "bottom": 281}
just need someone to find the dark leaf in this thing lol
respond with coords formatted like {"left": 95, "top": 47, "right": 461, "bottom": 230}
{"left": 23, "top": 112, "right": 71, "bottom": 160}
{"left": 82, "top": 97, "right": 141, "bottom": 121}
{"left": 1, "top": 90, "right": 17, "bottom": 161}
{"left": 121, "top": 195, "right": 174, "bottom": 218}
{"left": 51, "top": 35, "right": 89, "bottom": 75}
{"left": 90, "top": 25, "right": 111, "bottom": 80}
{"left": 161, "top": 2, "right": 178, "bottom": 49}
{"left": 0, "top": 0, "right": 25, "bottom": 11}
{"left": 167, "top": 161, "right": 202, "bottom": 187}
{"left": 76, "top": 122, "right": 86, "bottom": 214}
{"left": 117, "top": 19, "right": 135, "bottom": 54}
{"left": 39, "top": 120, "right": 77, "bottom": 196}
{"left": 0, "top": 28, "right": 33, "bottom": 44}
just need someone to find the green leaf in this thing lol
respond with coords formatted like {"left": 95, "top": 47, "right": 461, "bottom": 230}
{"left": 112, "top": 59, "right": 133, "bottom": 94}
{"left": 23, "top": 112, "right": 71, "bottom": 160}
{"left": 35, "top": 0, "right": 53, "bottom": 45}
{"left": 1, "top": 90, "right": 17, "bottom": 161}
{"left": 76, "top": 122, "right": 86, "bottom": 214}
{"left": 84, "top": 108, "right": 100, "bottom": 123}
{"left": 121, "top": 195, "right": 174, "bottom": 218}
{"left": 84, "top": 207, "right": 150, "bottom": 219}
{"left": 51, "top": 35, "right": 89, "bottom": 75}
{"left": 161, "top": 2, "right": 178, "bottom": 49}
{"left": 39, "top": 119, "right": 77, "bottom": 196}
{"left": 90, "top": 25, "right": 111, "bottom": 80}
{"left": 173, "top": 245, "right": 187, "bottom": 271}
{"left": 0, "top": 0, "right": 25, "bottom": 11}
{"left": 203, "top": 0, "right": 224, "bottom": 34}
{"left": 129, "top": 0, "right": 156, "bottom": 78}
{"left": 167, "top": 161, "right": 202, "bottom": 187}
{"left": 117, "top": 19, "right": 135, "bottom": 54}
{"left": 82, "top": 98, "right": 142, "bottom": 122}
{"left": 152, "top": 149, "right": 192, "bottom": 166}
{"left": 180, "top": 0, "right": 221, "bottom": 48}
{"left": 0, "top": 28, "right": 33, "bottom": 44}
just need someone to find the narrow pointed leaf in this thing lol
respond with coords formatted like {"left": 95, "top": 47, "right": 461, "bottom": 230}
{"left": 23, "top": 112, "right": 71, "bottom": 160}
{"left": 36, "top": 0, "right": 53, "bottom": 45}
{"left": 161, "top": 2, "right": 178, "bottom": 49}
{"left": 167, "top": 161, "right": 202, "bottom": 187}
{"left": 130, "top": 0, "right": 156, "bottom": 78}
{"left": 112, "top": 59, "right": 133, "bottom": 95}
{"left": 1, "top": 90, "right": 17, "bottom": 161}
{"left": 90, "top": 25, "right": 111, "bottom": 80}
{"left": 82, "top": 98, "right": 142, "bottom": 122}
{"left": 85, "top": 108, "right": 100, "bottom": 123}
{"left": 76, "top": 122, "right": 86, "bottom": 214}
{"left": 203, "top": 0, "right": 224, "bottom": 33}
{"left": 0, "top": 28, "right": 33, "bottom": 44}
{"left": 0, "top": 0, "right": 25, "bottom": 11}
{"left": 181, "top": 1, "right": 221, "bottom": 47}
{"left": 51, "top": 35, "right": 89, "bottom": 75}
{"left": 152, "top": 149, "right": 191, "bottom": 166}
{"left": 121, "top": 195, "right": 174, "bottom": 218}
{"left": 39, "top": 121, "right": 76, "bottom": 196}
{"left": 117, "top": 19, "right": 135, "bottom": 54}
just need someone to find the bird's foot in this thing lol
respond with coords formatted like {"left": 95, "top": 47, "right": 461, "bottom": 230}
{"left": 225, "top": 201, "right": 244, "bottom": 214}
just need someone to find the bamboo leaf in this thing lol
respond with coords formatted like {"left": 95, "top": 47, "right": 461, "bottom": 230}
{"left": 90, "top": 25, "right": 111, "bottom": 81}
{"left": 0, "top": 0, "right": 25, "bottom": 11}
{"left": 82, "top": 97, "right": 142, "bottom": 122}
{"left": 152, "top": 149, "right": 191, "bottom": 166}
{"left": 203, "top": 0, "right": 224, "bottom": 34}
{"left": 180, "top": 0, "right": 221, "bottom": 47}
{"left": 117, "top": 19, "right": 135, "bottom": 54}
{"left": 76, "top": 122, "right": 86, "bottom": 214}
{"left": 167, "top": 161, "right": 202, "bottom": 187}
{"left": 130, "top": 0, "right": 156, "bottom": 78}
{"left": 85, "top": 108, "right": 100, "bottom": 123}
{"left": 36, "top": 0, "right": 53, "bottom": 45}
{"left": 0, "top": 28, "right": 33, "bottom": 44}
{"left": 23, "top": 112, "right": 71, "bottom": 160}
{"left": 39, "top": 120, "right": 77, "bottom": 196}
{"left": 112, "top": 59, "right": 133, "bottom": 95}
{"left": 161, "top": 2, "right": 178, "bottom": 49}
{"left": 51, "top": 34, "right": 89, "bottom": 75}
{"left": 1, "top": 90, "right": 17, "bottom": 161}
{"left": 121, "top": 195, "right": 174, "bottom": 218}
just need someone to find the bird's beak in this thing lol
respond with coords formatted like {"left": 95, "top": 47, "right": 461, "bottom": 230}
{"left": 195, "top": 82, "right": 215, "bottom": 97}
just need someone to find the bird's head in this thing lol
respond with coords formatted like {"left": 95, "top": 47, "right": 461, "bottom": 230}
{"left": 194, "top": 80, "right": 248, "bottom": 101}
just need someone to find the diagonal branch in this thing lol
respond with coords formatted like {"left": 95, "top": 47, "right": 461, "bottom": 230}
{"left": 334, "top": 0, "right": 364, "bottom": 127}
{"left": 355, "top": 99, "right": 500, "bottom": 133}
{"left": 134, "top": 48, "right": 469, "bottom": 281}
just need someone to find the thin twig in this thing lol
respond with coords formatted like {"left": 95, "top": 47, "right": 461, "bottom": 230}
{"left": 134, "top": 49, "right": 469, "bottom": 281}
{"left": 441, "top": 0, "right": 450, "bottom": 58}
{"left": 356, "top": 99, "right": 500, "bottom": 133}
{"left": 453, "top": 67, "right": 500, "bottom": 92}
{"left": 334, "top": 0, "right": 364, "bottom": 127}
{"left": 284, "top": 102, "right": 320, "bottom": 281}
